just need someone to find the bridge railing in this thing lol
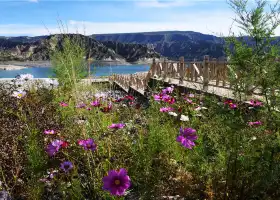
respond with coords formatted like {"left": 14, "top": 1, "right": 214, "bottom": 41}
{"left": 149, "top": 56, "right": 229, "bottom": 89}
{"left": 109, "top": 55, "right": 230, "bottom": 93}
{"left": 109, "top": 72, "right": 149, "bottom": 92}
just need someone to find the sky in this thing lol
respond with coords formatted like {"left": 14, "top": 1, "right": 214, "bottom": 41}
{"left": 0, "top": 0, "right": 279, "bottom": 36}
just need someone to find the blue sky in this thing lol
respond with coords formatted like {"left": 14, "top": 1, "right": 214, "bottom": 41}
{"left": 0, "top": 0, "right": 278, "bottom": 36}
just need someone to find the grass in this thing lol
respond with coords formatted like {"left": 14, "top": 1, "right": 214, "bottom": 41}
{"left": 1, "top": 77, "right": 280, "bottom": 200}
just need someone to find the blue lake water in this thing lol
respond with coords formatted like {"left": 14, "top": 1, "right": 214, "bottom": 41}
{"left": 0, "top": 65, "right": 150, "bottom": 78}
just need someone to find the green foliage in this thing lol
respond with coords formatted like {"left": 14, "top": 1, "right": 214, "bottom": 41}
{"left": 50, "top": 35, "right": 87, "bottom": 92}
{"left": 226, "top": 0, "right": 280, "bottom": 99}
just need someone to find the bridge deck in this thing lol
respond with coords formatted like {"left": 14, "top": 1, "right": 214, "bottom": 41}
{"left": 151, "top": 77, "right": 263, "bottom": 100}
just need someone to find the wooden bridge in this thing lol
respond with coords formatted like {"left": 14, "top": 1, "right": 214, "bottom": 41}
{"left": 109, "top": 56, "right": 262, "bottom": 100}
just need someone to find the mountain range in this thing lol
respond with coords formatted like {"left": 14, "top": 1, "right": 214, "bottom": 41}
{"left": 0, "top": 31, "right": 247, "bottom": 63}
{"left": 93, "top": 31, "right": 226, "bottom": 60}
{"left": 0, "top": 34, "right": 160, "bottom": 63}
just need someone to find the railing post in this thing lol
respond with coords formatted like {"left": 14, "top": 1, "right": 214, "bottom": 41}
{"left": 129, "top": 74, "right": 133, "bottom": 87}
{"left": 151, "top": 58, "right": 156, "bottom": 77}
{"left": 163, "top": 58, "right": 167, "bottom": 79}
{"left": 193, "top": 58, "right": 197, "bottom": 82}
{"left": 222, "top": 63, "right": 227, "bottom": 87}
{"left": 203, "top": 55, "right": 210, "bottom": 91}
{"left": 179, "top": 56, "right": 184, "bottom": 84}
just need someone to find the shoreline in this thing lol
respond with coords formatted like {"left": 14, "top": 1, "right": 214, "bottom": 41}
{"left": 0, "top": 59, "right": 157, "bottom": 70}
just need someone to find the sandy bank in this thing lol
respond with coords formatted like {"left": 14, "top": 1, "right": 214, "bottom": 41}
{"left": 0, "top": 65, "right": 27, "bottom": 70}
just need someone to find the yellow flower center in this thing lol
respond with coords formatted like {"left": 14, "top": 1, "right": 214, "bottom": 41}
{"left": 18, "top": 94, "right": 22, "bottom": 97}
{"left": 114, "top": 179, "right": 120, "bottom": 185}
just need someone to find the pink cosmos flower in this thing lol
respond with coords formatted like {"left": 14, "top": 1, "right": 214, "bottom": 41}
{"left": 124, "top": 95, "right": 134, "bottom": 101}
{"left": 60, "top": 102, "right": 68, "bottom": 107}
{"left": 160, "top": 107, "right": 174, "bottom": 112}
{"left": 44, "top": 130, "right": 55, "bottom": 135}
{"left": 153, "top": 94, "right": 162, "bottom": 101}
{"left": 101, "top": 102, "right": 112, "bottom": 113}
{"left": 248, "top": 121, "right": 262, "bottom": 126}
{"left": 164, "top": 97, "right": 176, "bottom": 105}
{"left": 224, "top": 99, "right": 237, "bottom": 109}
{"left": 229, "top": 103, "right": 237, "bottom": 109}
{"left": 78, "top": 138, "right": 97, "bottom": 151}
{"left": 249, "top": 99, "right": 263, "bottom": 107}
{"left": 161, "top": 94, "right": 171, "bottom": 101}
{"left": 90, "top": 100, "right": 101, "bottom": 107}
{"left": 184, "top": 97, "right": 193, "bottom": 104}
{"left": 109, "top": 123, "right": 126, "bottom": 129}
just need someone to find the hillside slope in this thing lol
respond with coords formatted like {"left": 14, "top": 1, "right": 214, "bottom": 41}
{"left": 0, "top": 34, "right": 161, "bottom": 63}
{"left": 93, "top": 31, "right": 226, "bottom": 60}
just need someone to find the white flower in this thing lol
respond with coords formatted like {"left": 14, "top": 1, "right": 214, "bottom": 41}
{"left": 95, "top": 92, "right": 107, "bottom": 99}
{"left": 168, "top": 112, "right": 178, "bottom": 117}
{"left": 168, "top": 112, "right": 189, "bottom": 121}
{"left": 12, "top": 90, "right": 26, "bottom": 99}
{"left": 14, "top": 79, "right": 25, "bottom": 86}
{"left": 251, "top": 136, "right": 257, "bottom": 141}
{"left": 19, "top": 74, "right": 33, "bottom": 80}
{"left": 180, "top": 115, "right": 189, "bottom": 121}
{"left": 45, "top": 79, "right": 59, "bottom": 86}
{"left": 75, "top": 119, "right": 87, "bottom": 125}
{"left": 194, "top": 106, "right": 208, "bottom": 111}
{"left": 188, "top": 93, "right": 195, "bottom": 98}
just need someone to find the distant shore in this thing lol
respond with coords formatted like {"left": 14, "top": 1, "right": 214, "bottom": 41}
{"left": 0, "top": 59, "right": 156, "bottom": 70}
{"left": 0, "top": 61, "right": 51, "bottom": 70}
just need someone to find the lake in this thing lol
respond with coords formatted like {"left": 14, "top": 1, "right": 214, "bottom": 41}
{"left": 0, "top": 64, "right": 150, "bottom": 78}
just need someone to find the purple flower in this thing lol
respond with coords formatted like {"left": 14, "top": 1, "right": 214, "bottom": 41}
{"left": 76, "top": 102, "right": 86, "bottom": 108}
{"left": 78, "top": 138, "right": 97, "bottom": 151}
{"left": 153, "top": 93, "right": 171, "bottom": 102}
{"left": 248, "top": 121, "right": 262, "bottom": 126}
{"left": 102, "top": 168, "right": 131, "bottom": 196}
{"left": 109, "top": 123, "right": 126, "bottom": 129}
{"left": 162, "top": 85, "right": 174, "bottom": 94}
{"left": 160, "top": 107, "right": 174, "bottom": 112}
{"left": 60, "top": 161, "right": 73, "bottom": 173}
{"left": 90, "top": 100, "right": 101, "bottom": 107}
{"left": 44, "top": 130, "right": 55, "bottom": 135}
{"left": 46, "top": 139, "right": 63, "bottom": 156}
{"left": 188, "top": 93, "right": 195, "bottom": 98}
{"left": 176, "top": 128, "right": 198, "bottom": 149}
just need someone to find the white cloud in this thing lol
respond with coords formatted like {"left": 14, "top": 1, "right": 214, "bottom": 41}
{"left": 136, "top": 0, "right": 190, "bottom": 8}
{"left": 1, "top": 9, "right": 280, "bottom": 36}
